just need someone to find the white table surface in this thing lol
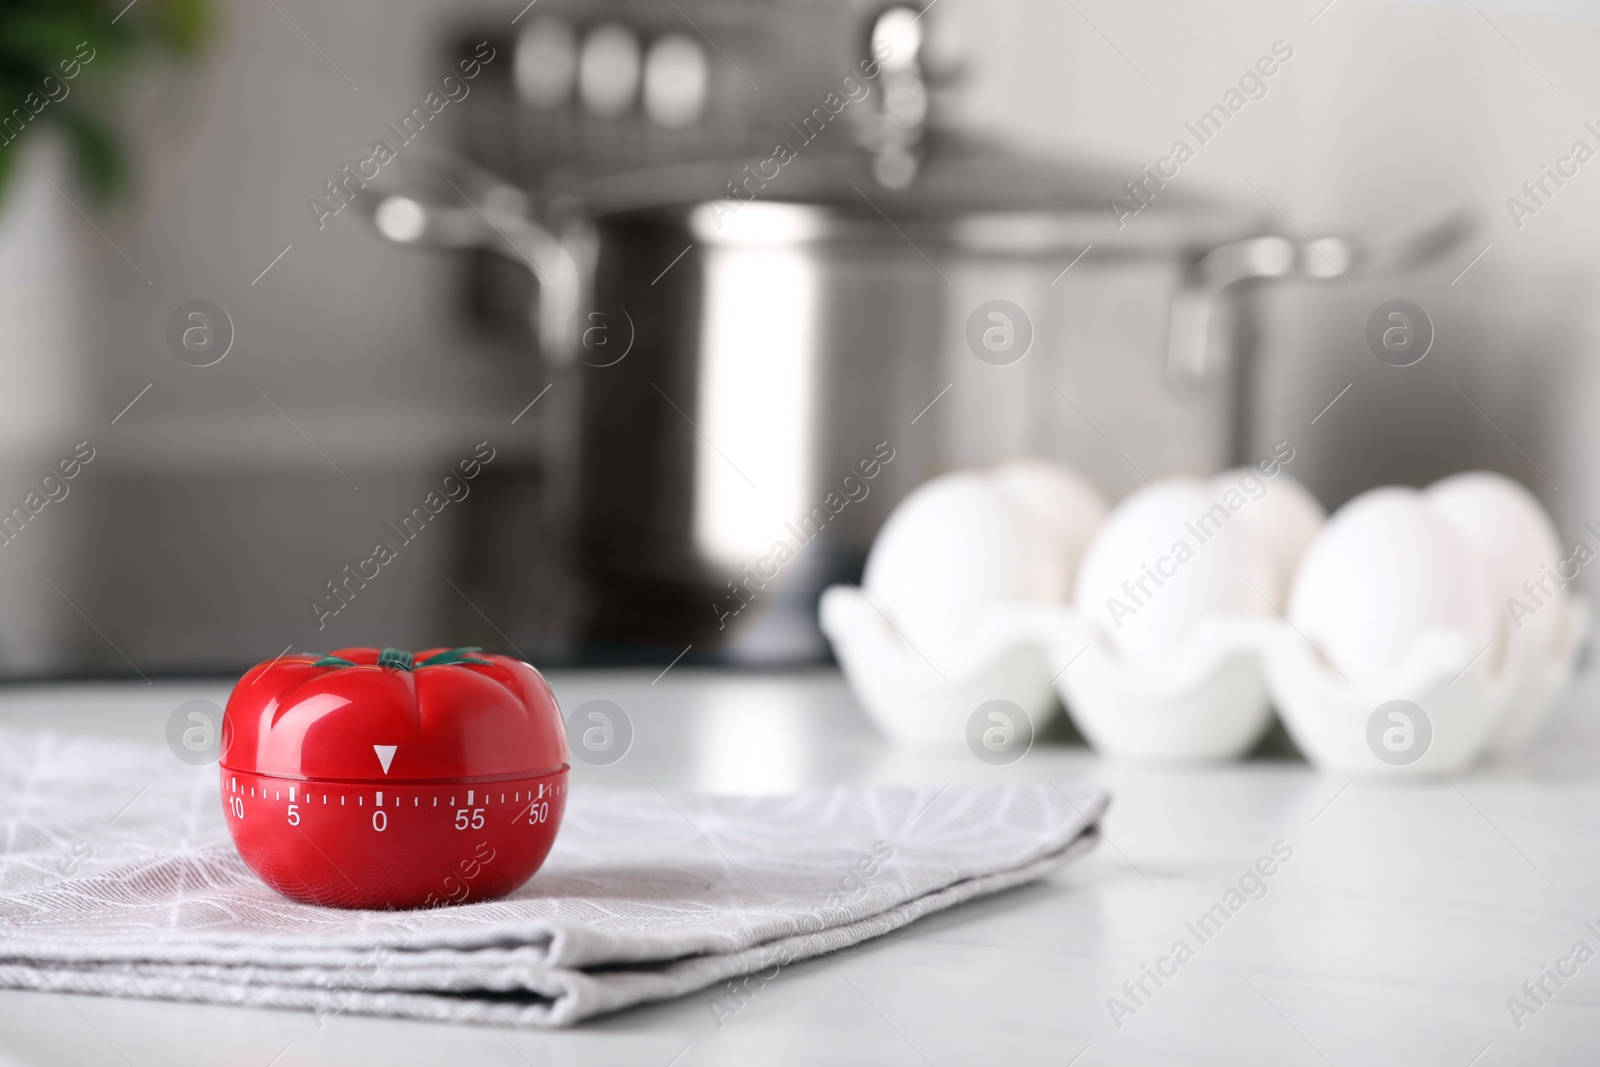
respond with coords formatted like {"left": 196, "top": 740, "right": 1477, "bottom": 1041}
{"left": 1, "top": 667, "right": 1598, "bottom": 1066}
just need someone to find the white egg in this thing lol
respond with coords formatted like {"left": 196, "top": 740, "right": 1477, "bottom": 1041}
{"left": 1074, "top": 478, "right": 1269, "bottom": 661}
{"left": 862, "top": 470, "right": 1063, "bottom": 668}
{"left": 1213, "top": 468, "right": 1325, "bottom": 600}
{"left": 991, "top": 457, "right": 1108, "bottom": 601}
{"left": 1288, "top": 486, "right": 1496, "bottom": 682}
{"left": 1426, "top": 471, "right": 1564, "bottom": 649}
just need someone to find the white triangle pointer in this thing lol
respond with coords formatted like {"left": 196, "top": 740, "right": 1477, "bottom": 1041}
{"left": 373, "top": 745, "right": 397, "bottom": 774}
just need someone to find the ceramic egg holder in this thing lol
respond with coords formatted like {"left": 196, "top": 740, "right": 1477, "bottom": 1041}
{"left": 1040, "top": 611, "right": 1277, "bottom": 766}
{"left": 1265, "top": 626, "right": 1505, "bottom": 778}
{"left": 1264, "top": 596, "right": 1589, "bottom": 776}
{"left": 822, "top": 588, "right": 1589, "bottom": 775}
{"left": 818, "top": 588, "right": 1060, "bottom": 751}
{"left": 1487, "top": 597, "right": 1591, "bottom": 754}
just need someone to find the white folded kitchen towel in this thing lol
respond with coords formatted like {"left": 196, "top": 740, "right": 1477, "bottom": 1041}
{"left": 0, "top": 727, "right": 1107, "bottom": 1027}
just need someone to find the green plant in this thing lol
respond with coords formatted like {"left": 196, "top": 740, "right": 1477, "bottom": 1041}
{"left": 0, "top": 0, "right": 210, "bottom": 205}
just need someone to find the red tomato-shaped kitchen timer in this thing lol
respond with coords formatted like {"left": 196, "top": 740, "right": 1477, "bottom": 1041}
{"left": 220, "top": 647, "right": 569, "bottom": 909}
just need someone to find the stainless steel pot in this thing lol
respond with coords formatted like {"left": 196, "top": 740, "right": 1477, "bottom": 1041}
{"left": 371, "top": 14, "right": 1468, "bottom": 663}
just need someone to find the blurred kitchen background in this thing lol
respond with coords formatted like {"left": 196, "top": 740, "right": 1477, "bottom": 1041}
{"left": 1, "top": 0, "right": 1597, "bottom": 676}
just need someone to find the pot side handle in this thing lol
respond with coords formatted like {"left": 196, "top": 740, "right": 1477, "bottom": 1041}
{"left": 362, "top": 148, "right": 586, "bottom": 365}
{"left": 1165, "top": 208, "right": 1476, "bottom": 393}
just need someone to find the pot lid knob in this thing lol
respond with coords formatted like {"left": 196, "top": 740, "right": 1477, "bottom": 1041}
{"left": 863, "top": 6, "right": 932, "bottom": 189}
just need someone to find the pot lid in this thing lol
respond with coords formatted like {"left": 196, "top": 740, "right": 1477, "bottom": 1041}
{"left": 559, "top": 133, "right": 1270, "bottom": 255}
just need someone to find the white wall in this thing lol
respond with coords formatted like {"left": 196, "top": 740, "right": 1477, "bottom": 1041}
{"left": 946, "top": 0, "right": 1600, "bottom": 545}
{"left": 91, "top": 0, "right": 533, "bottom": 474}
